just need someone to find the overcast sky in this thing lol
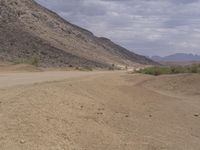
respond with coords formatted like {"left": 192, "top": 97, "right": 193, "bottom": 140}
{"left": 35, "top": 0, "right": 200, "bottom": 56}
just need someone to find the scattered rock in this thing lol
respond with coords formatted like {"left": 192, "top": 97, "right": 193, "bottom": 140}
{"left": 98, "top": 108, "right": 105, "bottom": 111}
{"left": 97, "top": 112, "right": 103, "bottom": 115}
{"left": 20, "top": 139, "right": 25, "bottom": 144}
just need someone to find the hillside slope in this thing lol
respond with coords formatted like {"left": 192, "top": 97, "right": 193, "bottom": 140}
{"left": 0, "top": 0, "right": 156, "bottom": 67}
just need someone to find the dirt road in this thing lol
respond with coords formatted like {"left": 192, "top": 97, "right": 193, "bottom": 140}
{"left": 0, "top": 71, "right": 111, "bottom": 88}
{"left": 0, "top": 71, "right": 200, "bottom": 150}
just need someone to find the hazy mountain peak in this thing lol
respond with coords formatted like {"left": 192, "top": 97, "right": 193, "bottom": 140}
{"left": 151, "top": 53, "right": 200, "bottom": 63}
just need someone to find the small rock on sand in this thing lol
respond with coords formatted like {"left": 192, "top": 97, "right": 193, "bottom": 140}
{"left": 20, "top": 140, "right": 26, "bottom": 144}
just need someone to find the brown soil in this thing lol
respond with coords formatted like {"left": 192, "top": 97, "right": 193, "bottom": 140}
{"left": 0, "top": 71, "right": 200, "bottom": 150}
{"left": 0, "top": 63, "right": 42, "bottom": 72}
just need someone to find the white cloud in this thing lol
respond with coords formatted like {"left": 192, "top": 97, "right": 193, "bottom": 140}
{"left": 35, "top": 0, "right": 200, "bottom": 56}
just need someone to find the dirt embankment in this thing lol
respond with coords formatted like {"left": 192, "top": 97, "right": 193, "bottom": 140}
{"left": 0, "top": 63, "right": 42, "bottom": 73}
{"left": 143, "top": 74, "right": 200, "bottom": 100}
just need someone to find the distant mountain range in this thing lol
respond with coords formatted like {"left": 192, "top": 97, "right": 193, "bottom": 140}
{"left": 151, "top": 53, "right": 200, "bottom": 63}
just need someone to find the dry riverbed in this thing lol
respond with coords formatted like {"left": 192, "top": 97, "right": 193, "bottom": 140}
{"left": 0, "top": 70, "right": 200, "bottom": 150}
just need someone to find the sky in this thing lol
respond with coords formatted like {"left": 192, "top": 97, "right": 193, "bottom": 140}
{"left": 35, "top": 0, "right": 200, "bottom": 57}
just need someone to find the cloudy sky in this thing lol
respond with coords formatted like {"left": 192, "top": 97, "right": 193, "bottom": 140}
{"left": 35, "top": 0, "right": 200, "bottom": 56}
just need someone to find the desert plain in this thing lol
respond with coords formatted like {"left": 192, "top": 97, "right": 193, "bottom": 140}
{"left": 0, "top": 64, "right": 200, "bottom": 150}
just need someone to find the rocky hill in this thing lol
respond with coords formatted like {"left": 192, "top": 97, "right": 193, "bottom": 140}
{"left": 0, "top": 0, "right": 156, "bottom": 68}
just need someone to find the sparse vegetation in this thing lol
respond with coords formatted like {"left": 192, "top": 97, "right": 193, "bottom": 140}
{"left": 137, "top": 64, "right": 200, "bottom": 76}
{"left": 13, "top": 57, "right": 39, "bottom": 67}
{"left": 30, "top": 57, "right": 39, "bottom": 67}
{"left": 75, "top": 66, "right": 93, "bottom": 71}
{"left": 68, "top": 64, "right": 73, "bottom": 68}
{"left": 0, "top": 49, "right": 6, "bottom": 52}
{"left": 109, "top": 64, "right": 116, "bottom": 70}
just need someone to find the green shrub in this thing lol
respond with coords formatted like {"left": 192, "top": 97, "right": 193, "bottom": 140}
{"left": 137, "top": 64, "right": 200, "bottom": 76}
{"left": 191, "top": 65, "right": 198, "bottom": 73}
{"left": 75, "top": 66, "right": 93, "bottom": 71}
{"left": 13, "top": 57, "right": 39, "bottom": 67}
{"left": 83, "top": 66, "right": 93, "bottom": 71}
{"left": 138, "top": 66, "right": 172, "bottom": 76}
{"left": 170, "top": 66, "right": 186, "bottom": 74}
{"left": 29, "top": 57, "right": 39, "bottom": 67}
{"left": 109, "top": 64, "right": 115, "bottom": 70}
{"left": 69, "top": 64, "right": 73, "bottom": 68}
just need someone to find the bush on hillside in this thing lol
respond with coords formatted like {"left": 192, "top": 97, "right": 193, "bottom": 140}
{"left": 13, "top": 57, "right": 39, "bottom": 67}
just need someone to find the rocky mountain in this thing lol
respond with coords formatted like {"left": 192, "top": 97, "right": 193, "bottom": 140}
{"left": 0, "top": 0, "right": 156, "bottom": 68}
{"left": 151, "top": 53, "right": 200, "bottom": 63}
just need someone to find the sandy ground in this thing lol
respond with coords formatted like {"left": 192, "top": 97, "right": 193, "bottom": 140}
{"left": 0, "top": 71, "right": 200, "bottom": 150}
{"left": 0, "top": 71, "right": 111, "bottom": 88}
